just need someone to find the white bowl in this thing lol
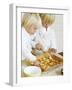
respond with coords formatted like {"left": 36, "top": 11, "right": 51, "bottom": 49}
{"left": 23, "top": 66, "right": 41, "bottom": 77}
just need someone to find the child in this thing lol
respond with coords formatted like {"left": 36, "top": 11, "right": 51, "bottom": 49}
{"left": 21, "top": 13, "right": 42, "bottom": 62}
{"left": 35, "top": 13, "right": 57, "bottom": 53}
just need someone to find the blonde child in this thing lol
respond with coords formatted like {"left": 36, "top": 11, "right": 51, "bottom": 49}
{"left": 35, "top": 13, "right": 57, "bottom": 53}
{"left": 21, "top": 13, "right": 42, "bottom": 62}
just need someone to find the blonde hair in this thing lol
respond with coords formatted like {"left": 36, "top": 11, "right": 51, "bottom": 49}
{"left": 21, "top": 13, "right": 42, "bottom": 30}
{"left": 40, "top": 13, "right": 55, "bottom": 25}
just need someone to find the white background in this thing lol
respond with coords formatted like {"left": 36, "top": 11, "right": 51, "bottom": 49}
{"left": 0, "top": 0, "right": 72, "bottom": 89}
{"left": 51, "top": 15, "right": 63, "bottom": 52}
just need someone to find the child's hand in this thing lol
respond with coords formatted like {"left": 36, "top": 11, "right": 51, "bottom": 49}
{"left": 35, "top": 43, "right": 43, "bottom": 50}
{"left": 33, "top": 60, "right": 40, "bottom": 67}
{"left": 31, "top": 59, "right": 40, "bottom": 67}
{"left": 48, "top": 48, "right": 57, "bottom": 53}
{"left": 31, "top": 55, "right": 43, "bottom": 67}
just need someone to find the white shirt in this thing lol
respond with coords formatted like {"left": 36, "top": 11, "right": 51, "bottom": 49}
{"left": 22, "top": 27, "right": 36, "bottom": 62}
{"left": 35, "top": 26, "right": 57, "bottom": 51}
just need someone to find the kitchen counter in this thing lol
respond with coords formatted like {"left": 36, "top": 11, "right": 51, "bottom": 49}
{"left": 21, "top": 52, "right": 63, "bottom": 77}
{"left": 21, "top": 60, "right": 63, "bottom": 77}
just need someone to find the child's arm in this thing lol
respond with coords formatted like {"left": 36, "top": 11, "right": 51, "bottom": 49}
{"left": 31, "top": 32, "right": 44, "bottom": 50}
{"left": 47, "top": 30, "right": 57, "bottom": 53}
{"left": 22, "top": 43, "right": 36, "bottom": 62}
{"left": 50, "top": 30, "right": 57, "bottom": 49}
